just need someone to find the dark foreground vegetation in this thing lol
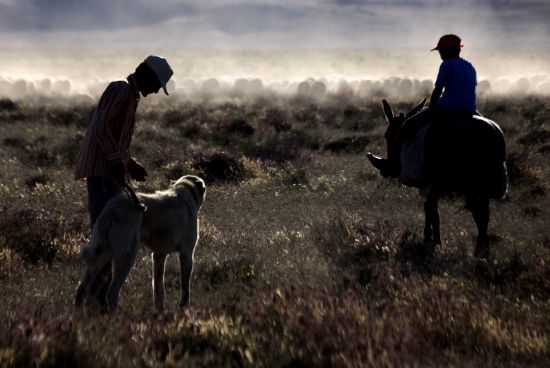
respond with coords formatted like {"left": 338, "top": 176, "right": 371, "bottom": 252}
{"left": 0, "top": 93, "right": 549, "bottom": 367}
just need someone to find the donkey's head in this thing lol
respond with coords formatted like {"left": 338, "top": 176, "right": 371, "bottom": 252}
{"left": 367, "top": 98, "right": 427, "bottom": 177}
{"left": 381, "top": 98, "right": 427, "bottom": 157}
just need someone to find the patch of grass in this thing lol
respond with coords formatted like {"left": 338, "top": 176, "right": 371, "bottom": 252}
{"left": 0, "top": 312, "right": 92, "bottom": 368}
{"left": 505, "top": 151, "right": 545, "bottom": 197}
{"left": 518, "top": 128, "right": 550, "bottom": 146}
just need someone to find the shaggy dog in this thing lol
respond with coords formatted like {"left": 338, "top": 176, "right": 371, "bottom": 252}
{"left": 75, "top": 175, "right": 206, "bottom": 312}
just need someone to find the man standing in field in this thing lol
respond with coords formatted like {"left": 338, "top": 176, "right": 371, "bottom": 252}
{"left": 74, "top": 55, "right": 173, "bottom": 309}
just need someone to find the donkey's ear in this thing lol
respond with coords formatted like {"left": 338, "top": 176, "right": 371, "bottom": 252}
{"left": 406, "top": 97, "right": 427, "bottom": 118}
{"left": 382, "top": 99, "right": 394, "bottom": 122}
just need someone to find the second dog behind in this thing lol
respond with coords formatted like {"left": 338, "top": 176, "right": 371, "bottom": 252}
{"left": 75, "top": 175, "right": 206, "bottom": 312}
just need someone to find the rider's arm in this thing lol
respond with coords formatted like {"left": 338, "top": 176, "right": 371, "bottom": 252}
{"left": 429, "top": 85, "right": 443, "bottom": 110}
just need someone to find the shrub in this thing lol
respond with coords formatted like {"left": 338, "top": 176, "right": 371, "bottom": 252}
{"left": 42, "top": 106, "right": 93, "bottom": 127}
{"left": 0, "top": 98, "right": 18, "bottom": 111}
{"left": 26, "top": 147, "right": 57, "bottom": 167}
{"left": 226, "top": 118, "right": 255, "bottom": 136}
{"left": 247, "top": 129, "right": 317, "bottom": 163}
{"left": 178, "top": 120, "right": 202, "bottom": 138}
{"left": 518, "top": 128, "right": 550, "bottom": 146}
{"left": 0, "top": 205, "right": 67, "bottom": 264}
{"left": 323, "top": 135, "right": 370, "bottom": 154}
{"left": 2, "top": 136, "right": 26, "bottom": 149}
{"left": 0, "top": 98, "right": 24, "bottom": 121}
{"left": 341, "top": 105, "right": 378, "bottom": 131}
{"left": 162, "top": 160, "right": 191, "bottom": 180}
{"left": 191, "top": 151, "right": 249, "bottom": 184}
{"left": 281, "top": 166, "right": 309, "bottom": 188}
{"left": 0, "top": 313, "right": 91, "bottom": 368}
{"left": 24, "top": 174, "right": 50, "bottom": 188}
{"left": 54, "top": 133, "right": 84, "bottom": 166}
{"left": 196, "top": 257, "right": 261, "bottom": 292}
{"left": 136, "top": 313, "right": 253, "bottom": 367}
{"left": 293, "top": 104, "right": 319, "bottom": 127}
{"left": 161, "top": 105, "right": 203, "bottom": 127}
{"left": 161, "top": 109, "right": 184, "bottom": 126}
{"left": 309, "top": 213, "right": 398, "bottom": 286}
{"left": 262, "top": 107, "right": 291, "bottom": 132}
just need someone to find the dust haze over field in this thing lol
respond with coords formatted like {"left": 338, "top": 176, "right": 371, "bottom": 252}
{"left": 1, "top": 49, "right": 550, "bottom": 98}
{"left": 0, "top": 0, "right": 549, "bottom": 97}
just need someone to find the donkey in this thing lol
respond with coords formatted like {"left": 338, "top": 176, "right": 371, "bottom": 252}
{"left": 368, "top": 99, "right": 507, "bottom": 257}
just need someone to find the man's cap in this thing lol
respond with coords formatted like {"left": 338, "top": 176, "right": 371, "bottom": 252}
{"left": 144, "top": 55, "right": 173, "bottom": 95}
{"left": 431, "top": 34, "right": 463, "bottom": 51}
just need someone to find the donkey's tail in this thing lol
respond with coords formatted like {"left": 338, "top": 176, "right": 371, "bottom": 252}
{"left": 487, "top": 120, "right": 508, "bottom": 199}
{"left": 489, "top": 161, "right": 508, "bottom": 199}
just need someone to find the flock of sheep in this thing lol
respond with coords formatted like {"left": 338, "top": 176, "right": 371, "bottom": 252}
{"left": 1, "top": 74, "right": 550, "bottom": 100}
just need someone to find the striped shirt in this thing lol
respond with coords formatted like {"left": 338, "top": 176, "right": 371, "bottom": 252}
{"left": 74, "top": 75, "right": 140, "bottom": 180}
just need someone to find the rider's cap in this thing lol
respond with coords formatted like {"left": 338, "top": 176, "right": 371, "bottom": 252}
{"left": 431, "top": 34, "right": 464, "bottom": 51}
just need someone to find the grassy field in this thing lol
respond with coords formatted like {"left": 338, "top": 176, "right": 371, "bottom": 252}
{"left": 0, "top": 92, "right": 549, "bottom": 367}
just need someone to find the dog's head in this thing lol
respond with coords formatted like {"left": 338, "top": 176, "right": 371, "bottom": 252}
{"left": 172, "top": 175, "right": 206, "bottom": 206}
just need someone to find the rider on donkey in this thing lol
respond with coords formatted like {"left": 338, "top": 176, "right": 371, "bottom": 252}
{"left": 370, "top": 34, "right": 478, "bottom": 179}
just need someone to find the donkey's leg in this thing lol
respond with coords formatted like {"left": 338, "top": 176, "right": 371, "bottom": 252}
{"left": 152, "top": 252, "right": 167, "bottom": 312}
{"left": 432, "top": 199, "right": 441, "bottom": 245}
{"left": 466, "top": 195, "right": 490, "bottom": 258}
{"left": 423, "top": 199, "right": 432, "bottom": 244}
{"left": 424, "top": 196, "right": 441, "bottom": 246}
{"left": 178, "top": 251, "right": 194, "bottom": 308}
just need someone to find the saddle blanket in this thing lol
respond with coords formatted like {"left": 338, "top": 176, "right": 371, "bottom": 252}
{"left": 400, "top": 123, "right": 431, "bottom": 188}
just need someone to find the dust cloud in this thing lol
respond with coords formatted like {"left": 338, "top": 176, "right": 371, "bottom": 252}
{"left": 0, "top": 49, "right": 549, "bottom": 100}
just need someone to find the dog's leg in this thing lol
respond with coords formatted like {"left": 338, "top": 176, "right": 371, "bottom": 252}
{"left": 74, "top": 269, "right": 93, "bottom": 307}
{"left": 90, "top": 262, "right": 113, "bottom": 310}
{"left": 106, "top": 238, "right": 139, "bottom": 313}
{"left": 179, "top": 251, "right": 193, "bottom": 308}
{"left": 152, "top": 252, "right": 167, "bottom": 312}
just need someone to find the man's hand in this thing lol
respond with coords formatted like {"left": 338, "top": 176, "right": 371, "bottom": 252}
{"left": 127, "top": 160, "right": 147, "bottom": 182}
{"left": 107, "top": 161, "right": 126, "bottom": 185}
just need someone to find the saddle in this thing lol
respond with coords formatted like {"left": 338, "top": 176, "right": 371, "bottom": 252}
{"left": 400, "top": 114, "right": 507, "bottom": 198}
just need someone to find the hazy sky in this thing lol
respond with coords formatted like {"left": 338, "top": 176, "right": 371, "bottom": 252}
{"left": 2, "top": 0, "right": 549, "bottom": 51}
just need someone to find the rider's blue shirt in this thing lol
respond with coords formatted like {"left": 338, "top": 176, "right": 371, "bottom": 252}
{"left": 435, "top": 57, "right": 477, "bottom": 112}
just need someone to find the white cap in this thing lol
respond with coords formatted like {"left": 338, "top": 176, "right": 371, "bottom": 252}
{"left": 144, "top": 55, "right": 173, "bottom": 95}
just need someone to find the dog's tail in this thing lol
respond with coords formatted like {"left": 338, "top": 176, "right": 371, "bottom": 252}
{"left": 77, "top": 215, "right": 113, "bottom": 277}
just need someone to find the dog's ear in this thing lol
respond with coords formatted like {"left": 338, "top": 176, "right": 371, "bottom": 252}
{"left": 194, "top": 178, "right": 206, "bottom": 197}
{"left": 185, "top": 175, "right": 206, "bottom": 195}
